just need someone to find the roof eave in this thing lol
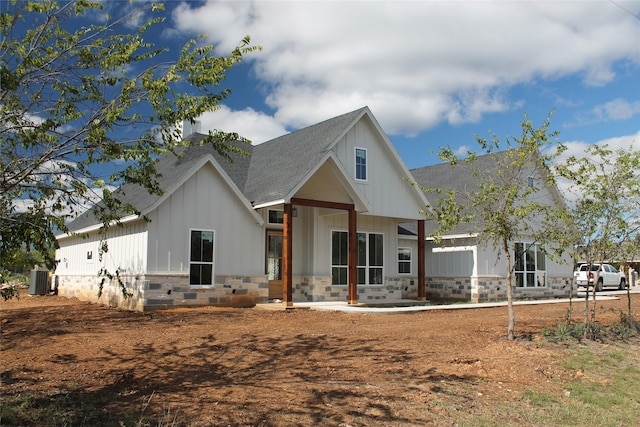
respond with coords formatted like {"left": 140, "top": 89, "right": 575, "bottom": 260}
{"left": 56, "top": 214, "right": 140, "bottom": 240}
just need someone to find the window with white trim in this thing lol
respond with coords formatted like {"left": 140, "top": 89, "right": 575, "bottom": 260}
{"left": 331, "top": 231, "right": 348, "bottom": 285}
{"left": 190, "top": 230, "right": 214, "bottom": 285}
{"left": 398, "top": 247, "right": 411, "bottom": 274}
{"left": 331, "top": 230, "right": 384, "bottom": 285}
{"left": 514, "top": 242, "right": 546, "bottom": 287}
{"left": 358, "top": 232, "right": 383, "bottom": 285}
{"left": 355, "top": 147, "right": 367, "bottom": 181}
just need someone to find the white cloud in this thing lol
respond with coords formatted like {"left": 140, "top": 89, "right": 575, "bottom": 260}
{"left": 553, "top": 131, "right": 640, "bottom": 203}
{"left": 197, "top": 106, "right": 288, "bottom": 145}
{"left": 594, "top": 99, "right": 640, "bottom": 121}
{"left": 12, "top": 159, "right": 115, "bottom": 219}
{"left": 455, "top": 145, "right": 472, "bottom": 157}
{"left": 172, "top": 1, "right": 640, "bottom": 137}
{"left": 567, "top": 98, "right": 640, "bottom": 128}
{"left": 561, "top": 131, "right": 640, "bottom": 161}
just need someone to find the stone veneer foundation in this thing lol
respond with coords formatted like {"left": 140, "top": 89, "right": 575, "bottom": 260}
{"left": 292, "top": 276, "right": 418, "bottom": 302}
{"left": 426, "top": 275, "right": 574, "bottom": 303}
{"left": 56, "top": 273, "right": 574, "bottom": 310}
{"left": 55, "top": 273, "right": 269, "bottom": 312}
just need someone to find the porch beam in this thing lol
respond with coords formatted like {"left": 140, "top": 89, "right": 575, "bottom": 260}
{"left": 291, "top": 197, "right": 354, "bottom": 212}
{"left": 348, "top": 207, "right": 358, "bottom": 304}
{"left": 417, "top": 219, "right": 426, "bottom": 300}
{"left": 283, "top": 203, "right": 293, "bottom": 306}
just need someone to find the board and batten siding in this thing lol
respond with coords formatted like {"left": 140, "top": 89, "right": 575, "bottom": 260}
{"left": 424, "top": 239, "right": 476, "bottom": 278}
{"left": 332, "top": 118, "right": 426, "bottom": 220}
{"left": 145, "top": 162, "right": 264, "bottom": 276}
{"left": 55, "top": 220, "right": 148, "bottom": 276}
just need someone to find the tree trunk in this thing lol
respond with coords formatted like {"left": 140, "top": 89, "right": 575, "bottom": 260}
{"left": 590, "top": 270, "right": 601, "bottom": 328}
{"left": 566, "top": 278, "right": 574, "bottom": 325}
{"left": 583, "top": 285, "right": 590, "bottom": 340}
{"left": 627, "top": 276, "right": 632, "bottom": 318}
{"left": 504, "top": 238, "right": 515, "bottom": 340}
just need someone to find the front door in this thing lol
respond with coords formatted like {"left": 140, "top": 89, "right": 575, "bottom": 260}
{"left": 266, "top": 230, "right": 283, "bottom": 299}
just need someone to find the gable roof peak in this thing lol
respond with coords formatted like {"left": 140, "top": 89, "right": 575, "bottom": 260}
{"left": 242, "top": 107, "right": 370, "bottom": 205}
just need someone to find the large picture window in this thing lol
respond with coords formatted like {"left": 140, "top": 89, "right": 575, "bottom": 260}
{"left": 514, "top": 242, "right": 546, "bottom": 287}
{"left": 190, "top": 230, "right": 214, "bottom": 285}
{"left": 355, "top": 147, "right": 367, "bottom": 181}
{"left": 331, "top": 230, "right": 384, "bottom": 285}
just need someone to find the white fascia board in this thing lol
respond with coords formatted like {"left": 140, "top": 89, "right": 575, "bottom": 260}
{"left": 56, "top": 214, "right": 140, "bottom": 240}
{"left": 399, "top": 232, "right": 479, "bottom": 242}
{"left": 322, "top": 108, "right": 368, "bottom": 152}
{"left": 432, "top": 245, "right": 476, "bottom": 253}
{"left": 425, "top": 233, "right": 479, "bottom": 241}
{"left": 253, "top": 199, "right": 286, "bottom": 210}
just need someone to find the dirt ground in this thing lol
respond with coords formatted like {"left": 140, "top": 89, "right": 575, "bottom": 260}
{"left": 1, "top": 293, "right": 639, "bottom": 426}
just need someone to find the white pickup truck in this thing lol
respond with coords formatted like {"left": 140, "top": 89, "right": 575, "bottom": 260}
{"left": 574, "top": 263, "right": 627, "bottom": 291}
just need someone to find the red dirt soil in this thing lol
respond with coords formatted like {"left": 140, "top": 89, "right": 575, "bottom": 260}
{"left": 2, "top": 293, "right": 639, "bottom": 426}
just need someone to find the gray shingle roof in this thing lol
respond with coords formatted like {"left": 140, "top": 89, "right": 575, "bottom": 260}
{"left": 244, "top": 107, "right": 365, "bottom": 205}
{"left": 405, "top": 151, "right": 512, "bottom": 236}
{"left": 64, "top": 107, "right": 367, "bottom": 233}
{"left": 410, "top": 151, "right": 506, "bottom": 200}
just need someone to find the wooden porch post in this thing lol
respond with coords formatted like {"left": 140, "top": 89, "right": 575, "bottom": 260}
{"left": 348, "top": 207, "right": 358, "bottom": 304}
{"left": 417, "top": 219, "right": 426, "bottom": 300}
{"left": 283, "top": 203, "right": 293, "bottom": 306}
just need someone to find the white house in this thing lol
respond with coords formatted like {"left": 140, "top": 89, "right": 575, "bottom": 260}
{"left": 54, "top": 107, "right": 432, "bottom": 310}
{"left": 54, "top": 107, "right": 574, "bottom": 311}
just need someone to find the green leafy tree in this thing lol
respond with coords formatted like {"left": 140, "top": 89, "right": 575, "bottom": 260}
{"left": 0, "top": 1, "right": 259, "bottom": 272}
{"left": 554, "top": 144, "right": 640, "bottom": 336}
{"left": 422, "top": 112, "right": 570, "bottom": 340}
{"left": 2, "top": 245, "right": 48, "bottom": 273}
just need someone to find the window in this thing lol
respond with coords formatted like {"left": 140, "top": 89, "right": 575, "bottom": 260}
{"left": 527, "top": 176, "right": 535, "bottom": 188}
{"left": 331, "top": 231, "right": 348, "bottom": 285}
{"left": 268, "top": 210, "right": 284, "bottom": 224}
{"left": 398, "top": 247, "right": 411, "bottom": 274}
{"left": 266, "top": 231, "right": 283, "bottom": 281}
{"left": 190, "top": 230, "right": 214, "bottom": 285}
{"left": 514, "top": 242, "right": 546, "bottom": 287}
{"left": 355, "top": 147, "right": 367, "bottom": 181}
{"left": 331, "top": 230, "right": 384, "bottom": 285}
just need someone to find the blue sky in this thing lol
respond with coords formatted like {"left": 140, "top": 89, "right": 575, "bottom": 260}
{"left": 111, "top": 1, "right": 640, "bottom": 169}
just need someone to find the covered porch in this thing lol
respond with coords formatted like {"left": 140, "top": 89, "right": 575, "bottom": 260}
{"left": 279, "top": 197, "right": 426, "bottom": 307}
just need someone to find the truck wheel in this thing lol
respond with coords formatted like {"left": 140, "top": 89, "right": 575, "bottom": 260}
{"left": 596, "top": 279, "right": 603, "bottom": 292}
{"left": 619, "top": 279, "right": 627, "bottom": 290}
